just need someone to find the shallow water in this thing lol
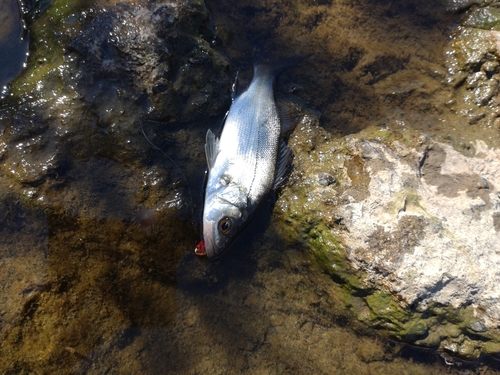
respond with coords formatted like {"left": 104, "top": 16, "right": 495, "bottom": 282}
{"left": 1, "top": 0, "right": 500, "bottom": 374}
{"left": 0, "top": 0, "right": 29, "bottom": 94}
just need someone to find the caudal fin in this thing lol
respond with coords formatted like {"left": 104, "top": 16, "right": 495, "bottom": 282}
{"left": 253, "top": 54, "right": 310, "bottom": 79}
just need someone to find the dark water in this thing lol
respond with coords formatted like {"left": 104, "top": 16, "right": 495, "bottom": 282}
{"left": 1, "top": 0, "right": 500, "bottom": 374}
{"left": 0, "top": 0, "right": 29, "bottom": 94}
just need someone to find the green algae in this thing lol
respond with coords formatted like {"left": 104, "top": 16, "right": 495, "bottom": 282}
{"left": 352, "top": 292, "right": 430, "bottom": 342}
{"left": 483, "top": 341, "right": 500, "bottom": 355}
{"left": 365, "top": 293, "right": 408, "bottom": 325}
{"left": 348, "top": 292, "right": 500, "bottom": 360}
{"left": 307, "top": 223, "right": 364, "bottom": 289}
{"left": 462, "top": 7, "right": 500, "bottom": 30}
{"left": 11, "top": 0, "right": 93, "bottom": 96}
{"left": 274, "top": 113, "right": 500, "bottom": 360}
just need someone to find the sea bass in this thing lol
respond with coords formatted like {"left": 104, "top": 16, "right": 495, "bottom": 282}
{"left": 195, "top": 64, "right": 292, "bottom": 259}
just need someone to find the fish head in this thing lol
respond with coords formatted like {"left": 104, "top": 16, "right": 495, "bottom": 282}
{"left": 202, "top": 185, "right": 248, "bottom": 259}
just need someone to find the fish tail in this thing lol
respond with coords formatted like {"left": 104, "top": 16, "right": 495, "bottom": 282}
{"left": 253, "top": 64, "right": 280, "bottom": 79}
{"left": 253, "top": 55, "right": 310, "bottom": 79}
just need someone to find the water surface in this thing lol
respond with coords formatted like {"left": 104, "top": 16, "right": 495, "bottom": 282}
{"left": 0, "top": 0, "right": 29, "bottom": 94}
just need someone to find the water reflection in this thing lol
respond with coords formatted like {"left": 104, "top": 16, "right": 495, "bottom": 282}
{"left": 0, "top": 0, "right": 29, "bottom": 92}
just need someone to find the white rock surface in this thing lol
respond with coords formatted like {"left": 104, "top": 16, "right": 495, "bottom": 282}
{"left": 339, "top": 137, "right": 500, "bottom": 329}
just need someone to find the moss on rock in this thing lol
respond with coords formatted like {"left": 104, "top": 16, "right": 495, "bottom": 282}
{"left": 274, "top": 104, "right": 500, "bottom": 359}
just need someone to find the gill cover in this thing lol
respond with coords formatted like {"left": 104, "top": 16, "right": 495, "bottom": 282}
{"left": 202, "top": 183, "right": 248, "bottom": 258}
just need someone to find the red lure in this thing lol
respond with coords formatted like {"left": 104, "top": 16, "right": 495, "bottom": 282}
{"left": 194, "top": 240, "right": 206, "bottom": 256}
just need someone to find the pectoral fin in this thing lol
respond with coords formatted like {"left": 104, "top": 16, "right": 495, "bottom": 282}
{"left": 205, "top": 129, "right": 220, "bottom": 171}
{"left": 272, "top": 139, "right": 293, "bottom": 190}
{"left": 277, "top": 101, "right": 297, "bottom": 136}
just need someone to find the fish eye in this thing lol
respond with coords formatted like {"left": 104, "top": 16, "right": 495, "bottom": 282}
{"left": 217, "top": 217, "right": 232, "bottom": 234}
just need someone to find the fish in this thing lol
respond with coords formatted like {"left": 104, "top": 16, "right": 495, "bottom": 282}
{"left": 195, "top": 63, "right": 293, "bottom": 259}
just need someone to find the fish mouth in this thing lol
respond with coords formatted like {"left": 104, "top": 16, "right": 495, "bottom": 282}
{"left": 194, "top": 240, "right": 206, "bottom": 256}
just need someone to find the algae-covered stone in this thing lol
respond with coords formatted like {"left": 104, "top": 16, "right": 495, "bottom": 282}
{"left": 445, "top": 7, "right": 500, "bottom": 134}
{"left": 1, "top": 0, "right": 230, "bottom": 188}
{"left": 462, "top": 7, "right": 500, "bottom": 30}
{"left": 278, "top": 117, "right": 500, "bottom": 358}
{"left": 276, "top": 111, "right": 500, "bottom": 359}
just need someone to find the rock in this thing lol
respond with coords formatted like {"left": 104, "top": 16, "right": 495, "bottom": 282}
{"left": 342, "top": 136, "right": 500, "bottom": 322}
{"left": 1, "top": 0, "right": 230, "bottom": 188}
{"left": 276, "top": 113, "right": 500, "bottom": 359}
{"left": 317, "top": 172, "right": 336, "bottom": 186}
{"left": 462, "top": 6, "right": 500, "bottom": 29}
{"left": 445, "top": 8, "right": 500, "bottom": 132}
{"left": 469, "top": 320, "right": 489, "bottom": 333}
{"left": 67, "top": 2, "right": 230, "bottom": 123}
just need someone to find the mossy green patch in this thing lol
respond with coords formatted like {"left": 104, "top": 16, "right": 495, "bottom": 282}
{"left": 365, "top": 292, "right": 409, "bottom": 328}
{"left": 352, "top": 295, "right": 496, "bottom": 350}
{"left": 11, "top": 0, "right": 95, "bottom": 96}
{"left": 307, "top": 223, "right": 363, "bottom": 289}
{"left": 462, "top": 7, "right": 500, "bottom": 30}
{"left": 482, "top": 340, "right": 500, "bottom": 354}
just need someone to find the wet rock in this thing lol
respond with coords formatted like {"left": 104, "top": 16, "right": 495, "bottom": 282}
{"left": 462, "top": 6, "right": 500, "bottom": 29}
{"left": 469, "top": 320, "right": 489, "bottom": 333}
{"left": 317, "top": 172, "right": 336, "bottom": 186}
{"left": 445, "top": 6, "right": 500, "bottom": 132}
{"left": 1, "top": 0, "right": 230, "bottom": 189}
{"left": 276, "top": 117, "right": 500, "bottom": 359}
{"left": 68, "top": 2, "right": 230, "bottom": 123}
{"left": 446, "top": 0, "right": 481, "bottom": 12}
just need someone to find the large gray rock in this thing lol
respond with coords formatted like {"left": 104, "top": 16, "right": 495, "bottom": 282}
{"left": 342, "top": 136, "right": 500, "bottom": 328}
{"left": 276, "top": 113, "right": 500, "bottom": 358}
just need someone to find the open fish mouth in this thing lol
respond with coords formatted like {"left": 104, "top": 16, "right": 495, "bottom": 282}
{"left": 194, "top": 240, "right": 206, "bottom": 256}
{"left": 195, "top": 221, "right": 216, "bottom": 257}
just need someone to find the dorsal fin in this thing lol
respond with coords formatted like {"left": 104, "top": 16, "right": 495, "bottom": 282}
{"left": 272, "top": 139, "right": 293, "bottom": 190}
{"left": 205, "top": 129, "right": 220, "bottom": 171}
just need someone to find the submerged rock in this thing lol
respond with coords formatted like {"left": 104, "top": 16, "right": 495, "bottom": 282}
{"left": 1, "top": 0, "right": 230, "bottom": 188}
